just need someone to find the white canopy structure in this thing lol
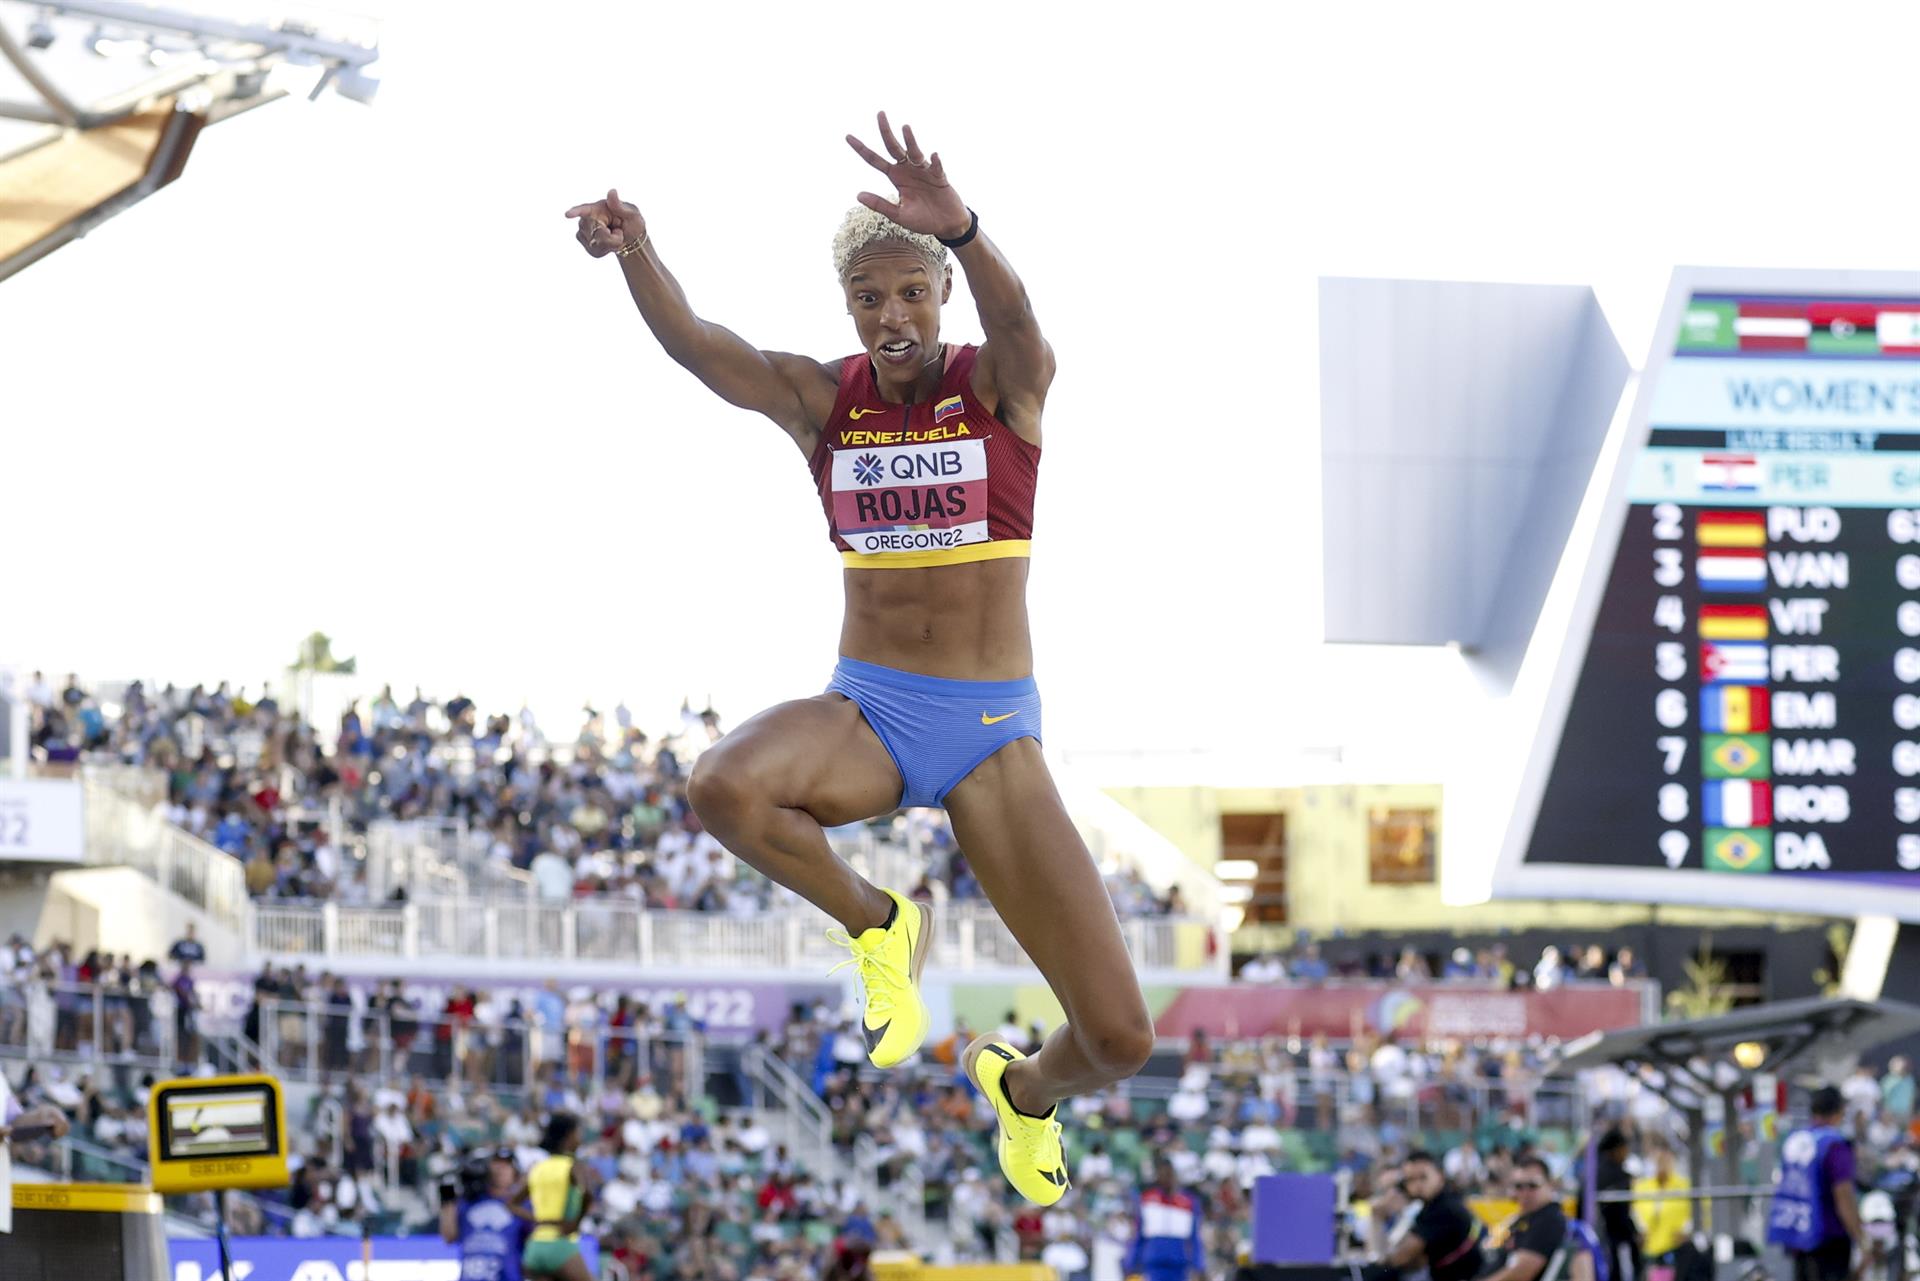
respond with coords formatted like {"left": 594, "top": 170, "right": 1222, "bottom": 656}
{"left": 0, "top": 1, "right": 379, "bottom": 281}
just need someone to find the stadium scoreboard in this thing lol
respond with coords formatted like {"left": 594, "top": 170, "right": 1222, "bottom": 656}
{"left": 147, "top": 1074, "right": 288, "bottom": 1194}
{"left": 1501, "top": 269, "right": 1920, "bottom": 919}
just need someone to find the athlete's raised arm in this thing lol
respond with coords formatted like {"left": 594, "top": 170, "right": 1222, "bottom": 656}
{"left": 563, "top": 188, "right": 836, "bottom": 452}
{"left": 847, "top": 112, "right": 1056, "bottom": 442}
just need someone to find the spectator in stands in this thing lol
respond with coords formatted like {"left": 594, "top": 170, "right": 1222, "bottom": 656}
{"left": 167, "top": 923, "right": 206, "bottom": 967}
{"left": 1385, "top": 1150, "right": 1484, "bottom": 1281}
{"left": 1482, "top": 1156, "right": 1567, "bottom": 1281}
{"left": 374, "top": 1094, "right": 416, "bottom": 1184}
{"left": 1443, "top": 1137, "right": 1485, "bottom": 1190}
{"left": 1842, "top": 1065, "right": 1881, "bottom": 1127}
{"left": 1884, "top": 1056, "right": 1916, "bottom": 1133}
{"left": 1293, "top": 940, "right": 1330, "bottom": 981}
{"left": 1591, "top": 1129, "right": 1642, "bottom": 1281}
{"left": 1609, "top": 947, "right": 1646, "bottom": 986}
{"left": 1370, "top": 1169, "right": 1422, "bottom": 1259}
{"left": 0, "top": 1076, "right": 70, "bottom": 1160}
{"left": 170, "top": 961, "right": 199, "bottom": 1068}
{"left": 1632, "top": 1144, "right": 1692, "bottom": 1264}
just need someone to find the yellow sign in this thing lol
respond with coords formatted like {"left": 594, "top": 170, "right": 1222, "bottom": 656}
{"left": 12, "top": 1182, "right": 163, "bottom": 1214}
{"left": 146, "top": 1074, "right": 289, "bottom": 1195}
{"left": 871, "top": 1262, "right": 1058, "bottom": 1280}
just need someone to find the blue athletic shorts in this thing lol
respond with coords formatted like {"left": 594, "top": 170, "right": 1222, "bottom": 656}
{"left": 826, "top": 656, "right": 1043, "bottom": 810}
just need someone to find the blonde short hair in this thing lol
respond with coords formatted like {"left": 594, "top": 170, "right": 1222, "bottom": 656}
{"left": 832, "top": 205, "right": 948, "bottom": 281}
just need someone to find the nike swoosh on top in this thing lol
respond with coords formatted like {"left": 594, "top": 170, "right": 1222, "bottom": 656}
{"left": 981, "top": 712, "right": 1017, "bottom": 725}
{"left": 848, "top": 407, "right": 884, "bottom": 419}
{"left": 862, "top": 1020, "right": 890, "bottom": 1053}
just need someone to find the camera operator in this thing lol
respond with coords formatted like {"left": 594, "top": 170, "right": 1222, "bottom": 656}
{"left": 439, "top": 1147, "right": 526, "bottom": 1281}
{"left": 1371, "top": 1169, "right": 1425, "bottom": 1266}
{"left": 1377, "top": 1151, "right": 1486, "bottom": 1281}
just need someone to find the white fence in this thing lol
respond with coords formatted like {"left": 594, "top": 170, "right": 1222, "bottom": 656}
{"left": 253, "top": 997, "right": 706, "bottom": 1101}
{"left": 78, "top": 765, "right": 1223, "bottom": 975}
{"left": 82, "top": 775, "right": 250, "bottom": 937}
{"left": 252, "top": 895, "right": 1222, "bottom": 973}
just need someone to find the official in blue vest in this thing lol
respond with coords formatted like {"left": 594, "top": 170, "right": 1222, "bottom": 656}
{"left": 1125, "top": 1156, "right": 1206, "bottom": 1281}
{"left": 1767, "top": 1086, "right": 1865, "bottom": 1281}
{"left": 440, "top": 1146, "right": 528, "bottom": 1281}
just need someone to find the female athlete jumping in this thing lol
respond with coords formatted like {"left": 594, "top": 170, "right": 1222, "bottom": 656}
{"left": 563, "top": 112, "right": 1154, "bottom": 1204}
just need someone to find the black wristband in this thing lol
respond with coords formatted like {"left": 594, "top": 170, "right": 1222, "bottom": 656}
{"left": 939, "top": 208, "right": 979, "bottom": 250}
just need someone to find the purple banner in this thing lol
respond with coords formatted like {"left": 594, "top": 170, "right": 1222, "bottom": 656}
{"left": 169, "top": 1234, "right": 597, "bottom": 1280}
{"left": 1253, "top": 1173, "right": 1335, "bottom": 1263}
{"left": 192, "top": 973, "right": 839, "bottom": 1036}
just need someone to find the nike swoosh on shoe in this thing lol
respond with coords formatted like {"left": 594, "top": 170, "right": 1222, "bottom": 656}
{"left": 862, "top": 1020, "right": 890, "bottom": 1054}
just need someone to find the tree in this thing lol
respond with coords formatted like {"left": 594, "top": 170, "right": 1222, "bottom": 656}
{"left": 293, "top": 632, "right": 356, "bottom": 675}
{"left": 1665, "top": 937, "right": 1734, "bottom": 1020}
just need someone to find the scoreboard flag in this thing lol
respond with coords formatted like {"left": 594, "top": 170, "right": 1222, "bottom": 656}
{"left": 1705, "top": 828, "right": 1774, "bottom": 873}
{"left": 1703, "top": 733, "right": 1770, "bottom": 779}
{"left": 1701, "top": 684, "right": 1770, "bottom": 734}
{"left": 1697, "top": 549, "right": 1768, "bottom": 592}
{"left": 1699, "top": 605, "right": 1769, "bottom": 640}
{"left": 1878, "top": 311, "right": 1920, "bottom": 352}
{"left": 1677, "top": 300, "right": 1736, "bottom": 350}
{"left": 1696, "top": 511, "right": 1767, "bottom": 548}
{"left": 1699, "top": 455, "right": 1761, "bottom": 492}
{"left": 1701, "top": 642, "right": 1769, "bottom": 683}
{"left": 1809, "top": 303, "right": 1882, "bottom": 355}
{"left": 1703, "top": 780, "right": 1773, "bottom": 828}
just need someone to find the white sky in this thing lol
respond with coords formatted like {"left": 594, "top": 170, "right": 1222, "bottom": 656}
{"left": 9, "top": 0, "right": 1920, "bottom": 780}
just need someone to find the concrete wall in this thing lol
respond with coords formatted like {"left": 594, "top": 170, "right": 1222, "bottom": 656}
{"left": 1105, "top": 781, "right": 1821, "bottom": 935}
{"left": 0, "top": 868, "right": 96, "bottom": 950}
{"left": 21, "top": 867, "right": 243, "bottom": 966}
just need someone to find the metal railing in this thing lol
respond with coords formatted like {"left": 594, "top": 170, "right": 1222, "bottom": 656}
{"left": 853, "top": 1130, "right": 928, "bottom": 1245}
{"left": 0, "top": 978, "right": 260, "bottom": 1075}
{"left": 250, "top": 894, "right": 1218, "bottom": 972}
{"left": 22, "top": 1134, "right": 149, "bottom": 1184}
{"left": 81, "top": 777, "right": 250, "bottom": 937}
{"left": 1169, "top": 1061, "right": 1592, "bottom": 1138}
{"left": 78, "top": 767, "right": 1222, "bottom": 975}
{"left": 253, "top": 997, "right": 705, "bottom": 1101}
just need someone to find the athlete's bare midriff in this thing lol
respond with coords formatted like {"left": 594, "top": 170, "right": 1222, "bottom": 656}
{"left": 838, "top": 557, "right": 1033, "bottom": 680}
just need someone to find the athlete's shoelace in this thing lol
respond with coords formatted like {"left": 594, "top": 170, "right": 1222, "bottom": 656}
{"left": 825, "top": 928, "right": 901, "bottom": 1019}
{"left": 1008, "top": 1109, "right": 1068, "bottom": 1185}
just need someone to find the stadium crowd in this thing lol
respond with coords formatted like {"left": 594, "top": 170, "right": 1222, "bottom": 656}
{"left": 21, "top": 940, "right": 1920, "bottom": 1280}
{"left": 0, "top": 931, "right": 211, "bottom": 1068}
{"left": 0, "top": 949, "right": 1638, "bottom": 1279}
{"left": 17, "top": 670, "right": 1189, "bottom": 917}
{"left": 1238, "top": 938, "right": 1649, "bottom": 990}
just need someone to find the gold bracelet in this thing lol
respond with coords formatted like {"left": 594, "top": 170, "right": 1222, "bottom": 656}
{"left": 615, "top": 232, "right": 650, "bottom": 260}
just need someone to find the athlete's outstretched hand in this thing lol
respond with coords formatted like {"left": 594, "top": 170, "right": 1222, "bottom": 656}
{"left": 563, "top": 188, "right": 646, "bottom": 258}
{"left": 846, "top": 112, "right": 971, "bottom": 243}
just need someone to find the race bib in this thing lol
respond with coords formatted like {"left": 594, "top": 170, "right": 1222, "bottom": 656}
{"left": 831, "top": 438, "right": 990, "bottom": 555}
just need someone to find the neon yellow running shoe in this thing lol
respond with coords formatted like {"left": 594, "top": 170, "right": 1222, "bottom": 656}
{"left": 963, "top": 1033, "right": 1070, "bottom": 1205}
{"left": 825, "top": 889, "right": 932, "bottom": 1069}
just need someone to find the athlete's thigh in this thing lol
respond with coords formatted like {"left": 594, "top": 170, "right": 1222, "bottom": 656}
{"left": 705, "top": 693, "right": 903, "bottom": 826}
{"left": 941, "top": 738, "right": 1145, "bottom": 1020}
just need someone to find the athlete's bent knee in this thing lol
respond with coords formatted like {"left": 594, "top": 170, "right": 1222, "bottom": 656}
{"left": 687, "top": 749, "right": 754, "bottom": 831}
{"left": 1077, "top": 1012, "right": 1155, "bottom": 1082}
